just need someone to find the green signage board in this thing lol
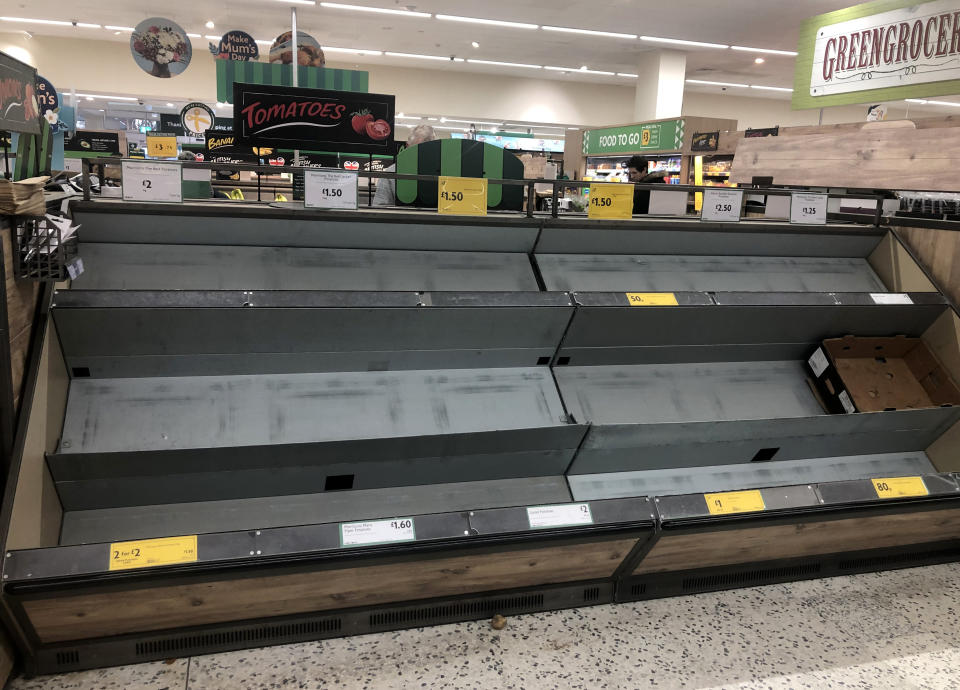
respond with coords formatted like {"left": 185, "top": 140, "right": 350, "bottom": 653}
{"left": 792, "top": 0, "right": 960, "bottom": 109}
{"left": 582, "top": 119, "right": 685, "bottom": 155}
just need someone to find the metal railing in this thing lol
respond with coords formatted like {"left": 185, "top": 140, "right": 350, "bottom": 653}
{"left": 79, "top": 157, "right": 888, "bottom": 226}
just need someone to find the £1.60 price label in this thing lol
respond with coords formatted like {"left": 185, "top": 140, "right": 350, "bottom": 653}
{"left": 304, "top": 169, "right": 358, "bottom": 210}
{"left": 438, "top": 176, "right": 488, "bottom": 216}
{"left": 704, "top": 489, "right": 765, "bottom": 516}
{"left": 700, "top": 188, "right": 743, "bottom": 223}
{"left": 872, "top": 476, "right": 928, "bottom": 499}
{"left": 121, "top": 160, "right": 183, "bottom": 203}
{"left": 790, "top": 192, "right": 828, "bottom": 225}
{"left": 587, "top": 183, "right": 633, "bottom": 220}
{"left": 340, "top": 518, "right": 416, "bottom": 547}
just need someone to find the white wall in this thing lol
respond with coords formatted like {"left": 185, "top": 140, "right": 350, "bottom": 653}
{"left": 0, "top": 31, "right": 947, "bottom": 131}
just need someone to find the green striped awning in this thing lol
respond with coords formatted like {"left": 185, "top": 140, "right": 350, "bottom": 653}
{"left": 216, "top": 60, "right": 369, "bottom": 102}
{"left": 14, "top": 119, "right": 53, "bottom": 180}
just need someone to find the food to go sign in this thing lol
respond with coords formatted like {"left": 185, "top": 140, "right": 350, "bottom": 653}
{"left": 582, "top": 119, "right": 685, "bottom": 155}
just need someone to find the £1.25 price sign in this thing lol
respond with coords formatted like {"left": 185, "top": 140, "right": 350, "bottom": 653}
{"left": 587, "top": 183, "right": 633, "bottom": 220}
{"left": 790, "top": 192, "right": 828, "bottom": 225}
{"left": 304, "top": 169, "right": 358, "bottom": 210}
{"left": 700, "top": 188, "right": 743, "bottom": 222}
{"left": 438, "top": 176, "right": 488, "bottom": 216}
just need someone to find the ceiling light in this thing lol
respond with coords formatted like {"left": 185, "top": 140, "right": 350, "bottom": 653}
{"left": 618, "top": 73, "right": 639, "bottom": 78}
{"left": 397, "top": 112, "right": 404, "bottom": 117}
{"left": 468, "top": 58, "right": 542, "bottom": 69}
{"left": 686, "top": 79, "right": 748, "bottom": 88}
{"left": 754, "top": 57, "right": 765, "bottom": 64}
{"left": 1, "top": 17, "right": 72, "bottom": 27}
{"left": 641, "top": 36, "right": 728, "bottom": 49}
{"left": 471, "top": 41, "right": 479, "bottom": 48}
{"left": 323, "top": 46, "right": 383, "bottom": 55}
{"left": 542, "top": 26, "right": 636, "bottom": 39}
{"left": 187, "top": 33, "right": 201, "bottom": 38}
{"left": 320, "top": 2, "right": 431, "bottom": 17}
{"left": 567, "top": 127, "right": 580, "bottom": 130}
{"left": 440, "top": 117, "right": 447, "bottom": 123}
{"left": 490, "top": 127, "right": 498, "bottom": 133}
{"left": 396, "top": 115, "right": 423, "bottom": 120}
{"left": 436, "top": 14, "right": 538, "bottom": 30}
{"left": 731, "top": 45, "right": 798, "bottom": 56}
{"left": 105, "top": 25, "right": 135, "bottom": 31}
{"left": 925, "top": 99, "right": 960, "bottom": 107}
{"left": 749, "top": 85, "right": 792, "bottom": 92}
{"left": 204, "top": 35, "right": 220, "bottom": 40}
{"left": 905, "top": 99, "right": 928, "bottom": 104}
{"left": 205, "top": 20, "right": 215, "bottom": 29}
{"left": 255, "top": 39, "right": 273, "bottom": 46}
{"left": 277, "top": 0, "right": 316, "bottom": 5}
{"left": 545, "top": 66, "right": 614, "bottom": 75}
{"left": 77, "top": 22, "right": 101, "bottom": 28}
{"left": 386, "top": 51, "right": 464, "bottom": 61}
{"left": 78, "top": 94, "right": 139, "bottom": 101}
{"left": 113, "top": 31, "right": 121, "bottom": 35}
{"left": 427, "top": 117, "right": 438, "bottom": 121}
{"left": 533, "top": 132, "right": 563, "bottom": 138}
{"left": 443, "top": 119, "right": 503, "bottom": 126}
{"left": 166, "top": 102, "right": 174, "bottom": 107}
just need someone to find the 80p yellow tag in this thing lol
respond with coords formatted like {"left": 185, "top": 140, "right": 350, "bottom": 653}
{"left": 872, "top": 477, "right": 928, "bottom": 499}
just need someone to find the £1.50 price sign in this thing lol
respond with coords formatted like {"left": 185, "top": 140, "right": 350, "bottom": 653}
{"left": 304, "top": 169, "right": 358, "bottom": 210}
{"left": 438, "top": 176, "right": 488, "bottom": 216}
{"left": 587, "top": 183, "right": 633, "bottom": 220}
{"left": 700, "top": 188, "right": 743, "bottom": 223}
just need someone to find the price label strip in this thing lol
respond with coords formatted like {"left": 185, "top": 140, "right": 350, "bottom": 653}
{"left": 790, "top": 192, "right": 828, "bottom": 225}
{"left": 340, "top": 518, "right": 416, "bottom": 547}
{"left": 625, "top": 292, "right": 678, "bottom": 306}
{"left": 700, "top": 188, "right": 743, "bottom": 223}
{"left": 704, "top": 489, "right": 765, "bottom": 516}
{"left": 527, "top": 503, "right": 594, "bottom": 529}
{"left": 872, "top": 476, "right": 928, "bottom": 499}
{"left": 587, "top": 183, "right": 633, "bottom": 220}
{"left": 304, "top": 169, "right": 359, "bottom": 210}
{"left": 438, "top": 176, "right": 488, "bottom": 216}
{"left": 109, "top": 535, "right": 197, "bottom": 571}
{"left": 122, "top": 160, "right": 183, "bottom": 203}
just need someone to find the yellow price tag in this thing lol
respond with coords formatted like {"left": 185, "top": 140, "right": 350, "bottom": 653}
{"left": 704, "top": 490, "right": 765, "bottom": 515}
{"left": 109, "top": 535, "right": 198, "bottom": 571}
{"left": 872, "top": 476, "right": 928, "bottom": 499}
{"left": 438, "top": 176, "right": 488, "bottom": 216}
{"left": 147, "top": 135, "right": 178, "bottom": 158}
{"left": 588, "top": 183, "right": 633, "bottom": 220}
{"left": 626, "top": 292, "right": 678, "bottom": 306}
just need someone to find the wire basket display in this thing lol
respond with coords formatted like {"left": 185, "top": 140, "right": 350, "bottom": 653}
{"left": 14, "top": 216, "right": 81, "bottom": 281}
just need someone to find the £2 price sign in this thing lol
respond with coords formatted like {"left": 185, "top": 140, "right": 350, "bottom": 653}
{"left": 121, "top": 161, "right": 183, "bottom": 203}
{"left": 438, "top": 176, "right": 487, "bottom": 216}
{"left": 588, "top": 183, "right": 633, "bottom": 220}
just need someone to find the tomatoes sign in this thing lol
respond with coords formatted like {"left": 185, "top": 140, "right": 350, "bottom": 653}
{"left": 233, "top": 83, "right": 395, "bottom": 154}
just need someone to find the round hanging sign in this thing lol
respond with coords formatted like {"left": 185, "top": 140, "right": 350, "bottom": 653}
{"left": 209, "top": 30, "right": 259, "bottom": 61}
{"left": 131, "top": 17, "right": 192, "bottom": 78}
{"left": 180, "top": 102, "right": 215, "bottom": 136}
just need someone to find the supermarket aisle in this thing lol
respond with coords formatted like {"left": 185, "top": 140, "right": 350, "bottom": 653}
{"left": 10, "top": 561, "right": 960, "bottom": 689}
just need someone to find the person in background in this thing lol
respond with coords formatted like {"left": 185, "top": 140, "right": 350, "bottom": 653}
{"left": 373, "top": 124, "right": 438, "bottom": 206}
{"left": 627, "top": 155, "right": 666, "bottom": 215}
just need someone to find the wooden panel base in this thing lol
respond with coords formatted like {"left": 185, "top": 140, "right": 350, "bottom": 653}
{"left": 635, "top": 508, "right": 960, "bottom": 575}
{"left": 24, "top": 535, "right": 641, "bottom": 643}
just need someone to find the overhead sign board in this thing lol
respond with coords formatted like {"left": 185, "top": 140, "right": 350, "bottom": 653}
{"left": 233, "top": 82, "right": 394, "bottom": 154}
{"left": 0, "top": 51, "right": 40, "bottom": 134}
{"left": 582, "top": 119, "right": 684, "bottom": 155}
{"left": 794, "top": 0, "right": 960, "bottom": 108}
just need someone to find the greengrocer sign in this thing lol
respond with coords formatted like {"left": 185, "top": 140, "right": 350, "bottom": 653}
{"left": 582, "top": 119, "right": 685, "bottom": 155}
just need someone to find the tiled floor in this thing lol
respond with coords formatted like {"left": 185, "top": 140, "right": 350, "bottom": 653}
{"left": 10, "top": 562, "right": 960, "bottom": 689}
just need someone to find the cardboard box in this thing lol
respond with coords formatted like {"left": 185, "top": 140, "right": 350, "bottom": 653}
{"left": 807, "top": 335, "right": 960, "bottom": 414}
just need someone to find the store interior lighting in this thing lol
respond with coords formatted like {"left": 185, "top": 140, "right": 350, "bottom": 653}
{"left": 435, "top": 15, "right": 539, "bottom": 30}
{"left": 319, "top": 2, "right": 431, "bottom": 17}
{"left": 640, "top": 36, "right": 729, "bottom": 49}
{"left": 541, "top": 26, "right": 637, "bottom": 39}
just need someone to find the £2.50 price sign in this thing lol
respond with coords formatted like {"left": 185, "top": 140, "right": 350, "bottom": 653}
{"left": 701, "top": 188, "right": 743, "bottom": 223}
{"left": 587, "top": 183, "right": 633, "bottom": 220}
{"left": 438, "top": 176, "right": 488, "bottom": 216}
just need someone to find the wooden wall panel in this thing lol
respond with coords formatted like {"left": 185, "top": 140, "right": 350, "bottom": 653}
{"left": 634, "top": 508, "right": 960, "bottom": 575}
{"left": 2, "top": 224, "right": 40, "bottom": 412}
{"left": 730, "top": 128, "right": 960, "bottom": 191}
{"left": 23, "top": 535, "right": 641, "bottom": 643}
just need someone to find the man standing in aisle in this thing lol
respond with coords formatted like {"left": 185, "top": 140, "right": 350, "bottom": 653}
{"left": 373, "top": 124, "right": 438, "bottom": 206}
{"left": 627, "top": 155, "right": 666, "bottom": 215}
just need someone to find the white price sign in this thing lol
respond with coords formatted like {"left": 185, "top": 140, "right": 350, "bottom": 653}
{"left": 701, "top": 188, "right": 743, "bottom": 223}
{"left": 121, "top": 161, "right": 182, "bottom": 203}
{"left": 304, "top": 169, "right": 358, "bottom": 210}
{"left": 790, "top": 192, "right": 828, "bottom": 225}
{"left": 527, "top": 503, "right": 593, "bottom": 529}
{"left": 340, "top": 518, "right": 415, "bottom": 547}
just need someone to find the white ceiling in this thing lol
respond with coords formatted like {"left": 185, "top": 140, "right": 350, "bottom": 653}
{"left": 5, "top": 0, "right": 960, "bottom": 119}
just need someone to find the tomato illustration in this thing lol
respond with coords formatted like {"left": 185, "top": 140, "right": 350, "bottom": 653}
{"left": 351, "top": 110, "right": 373, "bottom": 134}
{"left": 365, "top": 119, "right": 391, "bottom": 141}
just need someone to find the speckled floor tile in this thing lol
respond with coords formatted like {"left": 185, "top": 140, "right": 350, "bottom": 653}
{"left": 12, "top": 563, "right": 960, "bottom": 689}
{"left": 7, "top": 658, "right": 187, "bottom": 690}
